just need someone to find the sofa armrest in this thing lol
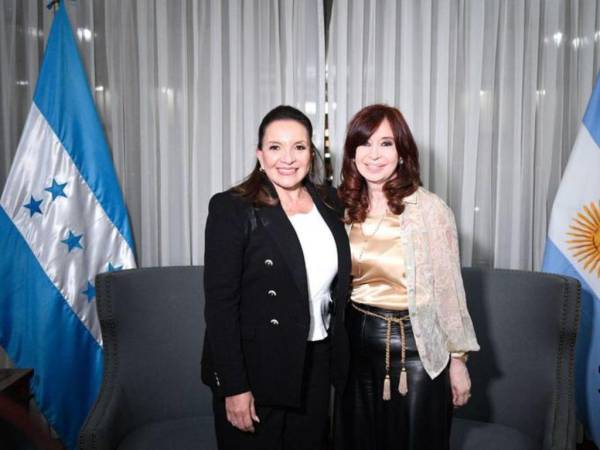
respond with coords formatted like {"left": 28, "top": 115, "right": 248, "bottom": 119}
{"left": 542, "top": 278, "right": 580, "bottom": 450}
{"left": 78, "top": 273, "right": 135, "bottom": 449}
{"left": 78, "top": 383, "right": 131, "bottom": 450}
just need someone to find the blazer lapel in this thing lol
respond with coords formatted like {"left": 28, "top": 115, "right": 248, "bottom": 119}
{"left": 257, "top": 204, "right": 309, "bottom": 301}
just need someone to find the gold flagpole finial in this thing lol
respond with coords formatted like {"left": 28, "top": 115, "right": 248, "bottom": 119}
{"left": 46, "top": 0, "right": 60, "bottom": 12}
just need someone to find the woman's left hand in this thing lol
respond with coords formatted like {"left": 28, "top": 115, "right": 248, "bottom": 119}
{"left": 449, "top": 357, "right": 471, "bottom": 407}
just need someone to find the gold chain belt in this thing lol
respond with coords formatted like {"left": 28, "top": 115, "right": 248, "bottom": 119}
{"left": 352, "top": 302, "right": 410, "bottom": 400}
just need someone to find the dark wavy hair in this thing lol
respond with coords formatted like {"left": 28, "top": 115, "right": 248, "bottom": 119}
{"left": 338, "top": 104, "right": 422, "bottom": 223}
{"left": 232, "top": 105, "right": 324, "bottom": 206}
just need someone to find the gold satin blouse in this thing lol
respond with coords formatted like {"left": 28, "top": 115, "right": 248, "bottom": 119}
{"left": 349, "top": 212, "right": 408, "bottom": 310}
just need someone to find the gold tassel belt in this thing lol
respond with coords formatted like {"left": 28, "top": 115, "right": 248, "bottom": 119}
{"left": 351, "top": 303, "right": 410, "bottom": 400}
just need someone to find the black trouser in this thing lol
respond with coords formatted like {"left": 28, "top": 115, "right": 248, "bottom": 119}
{"left": 213, "top": 338, "right": 331, "bottom": 450}
{"left": 339, "top": 304, "right": 452, "bottom": 450}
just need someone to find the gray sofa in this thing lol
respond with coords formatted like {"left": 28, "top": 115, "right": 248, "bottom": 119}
{"left": 78, "top": 266, "right": 579, "bottom": 450}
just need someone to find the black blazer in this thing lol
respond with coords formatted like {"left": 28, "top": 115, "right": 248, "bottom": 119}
{"left": 201, "top": 182, "right": 351, "bottom": 407}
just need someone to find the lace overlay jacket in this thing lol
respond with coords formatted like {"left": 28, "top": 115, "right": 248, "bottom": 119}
{"left": 348, "top": 187, "right": 480, "bottom": 379}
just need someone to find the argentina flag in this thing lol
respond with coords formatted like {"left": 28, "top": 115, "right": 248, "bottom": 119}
{"left": 542, "top": 74, "right": 600, "bottom": 445}
{"left": 0, "top": 5, "right": 135, "bottom": 449}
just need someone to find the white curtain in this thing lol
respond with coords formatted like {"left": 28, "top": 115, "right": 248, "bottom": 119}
{"left": 0, "top": 0, "right": 326, "bottom": 266}
{"left": 3, "top": 0, "right": 600, "bottom": 272}
{"left": 327, "top": 0, "right": 600, "bottom": 270}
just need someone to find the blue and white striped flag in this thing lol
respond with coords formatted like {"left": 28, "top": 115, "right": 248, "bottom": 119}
{"left": 0, "top": 5, "right": 135, "bottom": 448}
{"left": 542, "top": 74, "right": 600, "bottom": 445}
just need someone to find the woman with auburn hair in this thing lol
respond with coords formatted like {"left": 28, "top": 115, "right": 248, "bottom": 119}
{"left": 336, "top": 104, "right": 479, "bottom": 450}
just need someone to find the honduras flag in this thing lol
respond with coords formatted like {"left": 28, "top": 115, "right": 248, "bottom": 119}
{"left": 542, "top": 74, "right": 600, "bottom": 445}
{"left": 0, "top": 5, "right": 135, "bottom": 449}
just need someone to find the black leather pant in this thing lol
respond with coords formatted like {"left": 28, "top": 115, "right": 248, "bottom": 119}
{"left": 338, "top": 303, "right": 452, "bottom": 450}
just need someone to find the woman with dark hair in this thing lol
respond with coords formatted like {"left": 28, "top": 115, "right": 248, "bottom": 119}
{"left": 337, "top": 104, "right": 479, "bottom": 450}
{"left": 202, "top": 105, "right": 351, "bottom": 450}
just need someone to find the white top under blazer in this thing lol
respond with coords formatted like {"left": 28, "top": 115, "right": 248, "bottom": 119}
{"left": 288, "top": 205, "right": 338, "bottom": 341}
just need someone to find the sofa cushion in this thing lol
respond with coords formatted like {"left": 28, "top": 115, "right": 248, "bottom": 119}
{"left": 118, "top": 416, "right": 217, "bottom": 450}
{"left": 451, "top": 418, "right": 538, "bottom": 450}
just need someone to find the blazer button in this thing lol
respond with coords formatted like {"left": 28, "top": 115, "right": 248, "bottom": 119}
{"left": 268, "top": 290, "right": 277, "bottom": 297}
{"left": 270, "top": 319, "right": 279, "bottom": 326}
{"left": 264, "top": 259, "right": 274, "bottom": 267}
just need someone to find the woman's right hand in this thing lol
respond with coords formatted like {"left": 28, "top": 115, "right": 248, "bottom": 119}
{"left": 225, "top": 391, "right": 260, "bottom": 432}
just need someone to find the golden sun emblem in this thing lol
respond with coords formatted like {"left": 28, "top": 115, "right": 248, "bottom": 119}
{"left": 567, "top": 201, "right": 600, "bottom": 276}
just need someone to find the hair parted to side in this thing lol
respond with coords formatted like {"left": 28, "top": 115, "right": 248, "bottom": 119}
{"left": 232, "top": 105, "right": 324, "bottom": 206}
{"left": 338, "top": 104, "right": 422, "bottom": 223}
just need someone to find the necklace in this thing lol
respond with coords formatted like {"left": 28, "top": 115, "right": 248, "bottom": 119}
{"left": 353, "top": 209, "right": 388, "bottom": 276}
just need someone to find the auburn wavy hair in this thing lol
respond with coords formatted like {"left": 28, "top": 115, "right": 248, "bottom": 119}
{"left": 338, "top": 104, "right": 422, "bottom": 223}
